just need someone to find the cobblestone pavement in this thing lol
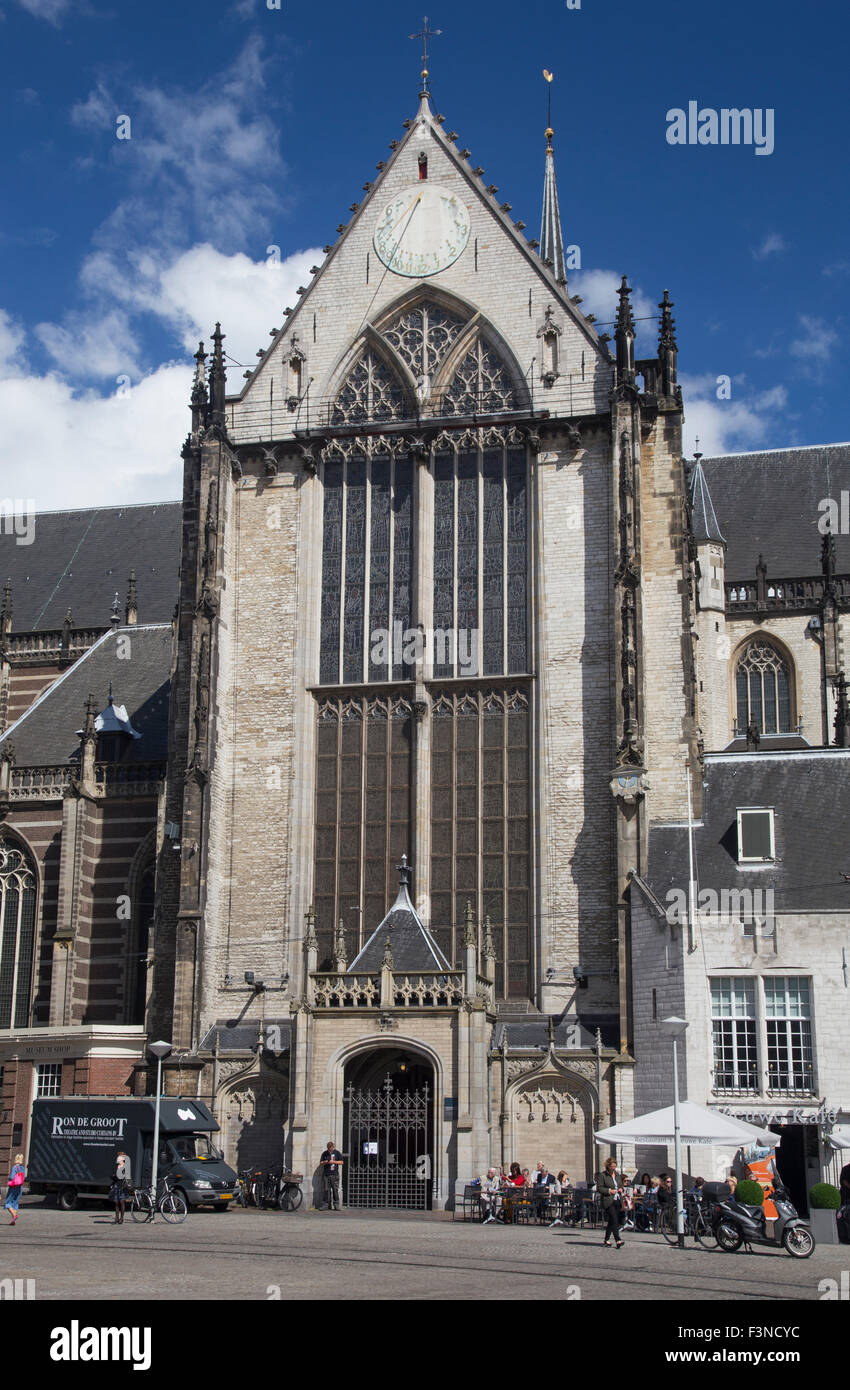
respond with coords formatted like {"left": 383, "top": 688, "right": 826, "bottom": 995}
{"left": 1, "top": 1202, "right": 847, "bottom": 1301}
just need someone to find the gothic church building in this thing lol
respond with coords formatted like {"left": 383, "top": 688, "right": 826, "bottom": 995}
{"left": 2, "top": 78, "right": 848, "bottom": 1207}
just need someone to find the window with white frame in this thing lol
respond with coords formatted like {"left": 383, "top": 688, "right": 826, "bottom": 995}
{"left": 737, "top": 807, "right": 775, "bottom": 862}
{"left": 35, "top": 1062, "right": 62, "bottom": 1098}
{"left": 711, "top": 977, "right": 759, "bottom": 1090}
{"left": 765, "top": 976, "right": 813, "bottom": 1094}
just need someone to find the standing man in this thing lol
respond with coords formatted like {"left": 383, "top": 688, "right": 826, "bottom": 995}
{"left": 320, "top": 1140, "right": 344, "bottom": 1211}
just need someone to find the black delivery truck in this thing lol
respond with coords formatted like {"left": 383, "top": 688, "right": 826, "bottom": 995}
{"left": 27, "top": 1097, "right": 238, "bottom": 1211}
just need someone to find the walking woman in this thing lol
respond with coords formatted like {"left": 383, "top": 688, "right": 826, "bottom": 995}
{"left": 4, "top": 1153, "right": 26, "bottom": 1226}
{"left": 598, "top": 1156, "right": 624, "bottom": 1248}
{"left": 110, "top": 1150, "right": 131, "bottom": 1224}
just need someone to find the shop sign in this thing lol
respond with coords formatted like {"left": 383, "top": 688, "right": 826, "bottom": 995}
{"left": 719, "top": 1101, "right": 840, "bottom": 1127}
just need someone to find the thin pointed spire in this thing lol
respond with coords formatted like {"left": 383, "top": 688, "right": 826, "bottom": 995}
{"left": 540, "top": 70, "right": 567, "bottom": 285}
{"left": 658, "top": 289, "right": 678, "bottom": 395}
{"left": 208, "top": 324, "right": 227, "bottom": 423}
{"left": 615, "top": 276, "right": 636, "bottom": 385}
{"left": 191, "top": 340, "right": 208, "bottom": 432}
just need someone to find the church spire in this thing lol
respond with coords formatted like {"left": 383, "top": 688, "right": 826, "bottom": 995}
{"left": 208, "top": 324, "right": 227, "bottom": 424}
{"left": 539, "top": 70, "right": 567, "bottom": 285}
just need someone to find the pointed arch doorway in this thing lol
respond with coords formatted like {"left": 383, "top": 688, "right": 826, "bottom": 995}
{"left": 343, "top": 1049, "right": 434, "bottom": 1210}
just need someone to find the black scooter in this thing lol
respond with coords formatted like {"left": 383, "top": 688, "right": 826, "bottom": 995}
{"left": 714, "top": 1183, "right": 815, "bottom": 1258}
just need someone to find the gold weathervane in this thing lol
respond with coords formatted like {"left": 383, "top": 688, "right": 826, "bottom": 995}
{"left": 410, "top": 16, "right": 442, "bottom": 91}
{"left": 543, "top": 68, "right": 555, "bottom": 145}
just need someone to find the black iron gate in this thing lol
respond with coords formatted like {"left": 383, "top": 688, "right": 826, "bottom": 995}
{"left": 344, "top": 1075, "right": 432, "bottom": 1209}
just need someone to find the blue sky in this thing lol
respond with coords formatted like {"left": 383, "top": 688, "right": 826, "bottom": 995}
{"left": 0, "top": 0, "right": 847, "bottom": 507}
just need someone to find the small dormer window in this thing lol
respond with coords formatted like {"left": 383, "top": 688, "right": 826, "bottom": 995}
{"left": 737, "top": 807, "right": 775, "bottom": 862}
{"left": 418, "top": 151, "right": 428, "bottom": 180}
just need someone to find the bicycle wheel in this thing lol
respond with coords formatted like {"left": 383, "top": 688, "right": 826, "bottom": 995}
{"left": 661, "top": 1206, "right": 679, "bottom": 1245}
{"left": 131, "top": 1190, "right": 153, "bottom": 1223}
{"left": 695, "top": 1214, "right": 719, "bottom": 1249}
{"left": 278, "top": 1184, "right": 303, "bottom": 1212}
{"left": 160, "top": 1191, "right": 188, "bottom": 1224}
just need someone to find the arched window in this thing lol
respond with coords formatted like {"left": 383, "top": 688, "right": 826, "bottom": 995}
{"left": 735, "top": 640, "right": 792, "bottom": 734}
{"left": 331, "top": 350, "right": 407, "bottom": 425}
{"left": 0, "top": 835, "right": 37, "bottom": 1029}
{"left": 381, "top": 301, "right": 467, "bottom": 382}
{"left": 442, "top": 338, "right": 518, "bottom": 415}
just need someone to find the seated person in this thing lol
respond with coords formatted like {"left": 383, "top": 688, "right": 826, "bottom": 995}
{"left": 478, "top": 1168, "right": 502, "bottom": 1218}
{"left": 506, "top": 1162, "right": 525, "bottom": 1186}
{"left": 552, "top": 1170, "right": 569, "bottom": 1194}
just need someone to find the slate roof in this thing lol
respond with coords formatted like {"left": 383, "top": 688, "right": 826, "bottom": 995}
{"left": 643, "top": 751, "right": 850, "bottom": 915}
{"left": 699, "top": 444, "right": 850, "bottom": 581}
{"left": 0, "top": 625, "right": 172, "bottom": 766}
{"left": 349, "top": 878, "right": 451, "bottom": 973}
{"left": 0, "top": 502, "right": 182, "bottom": 631}
{"left": 492, "top": 1015, "right": 618, "bottom": 1051}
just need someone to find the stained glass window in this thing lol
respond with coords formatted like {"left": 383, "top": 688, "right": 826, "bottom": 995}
{"left": 331, "top": 350, "right": 406, "bottom": 425}
{"left": 0, "top": 837, "right": 37, "bottom": 1030}
{"left": 392, "top": 460, "right": 413, "bottom": 682}
{"left": 383, "top": 301, "right": 467, "bottom": 381}
{"left": 313, "top": 697, "right": 412, "bottom": 966}
{"left": 429, "top": 689, "right": 530, "bottom": 998}
{"left": 735, "top": 641, "right": 792, "bottom": 734}
{"left": 430, "top": 441, "right": 528, "bottom": 679}
{"left": 443, "top": 338, "right": 518, "bottom": 415}
{"left": 319, "top": 462, "right": 343, "bottom": 685}
{"left": 320, "top": 453, "right": 415, "bottom": 686}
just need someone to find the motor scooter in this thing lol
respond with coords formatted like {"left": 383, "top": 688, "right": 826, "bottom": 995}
{"left": 714, "top": 1182, "right": 815, "bottom": 1258}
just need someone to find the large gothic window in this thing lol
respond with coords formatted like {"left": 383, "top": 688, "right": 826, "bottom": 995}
{"left": 433, "top": 439, "right": 528, "bottom": 678}
{"left": 313, "top": 696, "right": 412, "bottom": 967}
{"left": 429, "top": 689, "right": 530, "bottom": 999}
{"left": 320, "top": 451, "right": 413, "bottom": 685}
{"left": 331, "top": 350, "right": 407, "bottom": 425}
{"left": 382, "top": 301, "right": 467, "bottom": 383}
{"left": 735, "top": 641, "right": 792, "bottom": 734}
{"left": 0, "top": 836, "right": 37, "bottom": 1029}
{"left": 442, "top": 338, "right": 518, "bottom": 415}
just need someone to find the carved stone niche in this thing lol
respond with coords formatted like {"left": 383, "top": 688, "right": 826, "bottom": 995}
{"left": 513, "top": 1078, "right": 586, "bottom": 1125}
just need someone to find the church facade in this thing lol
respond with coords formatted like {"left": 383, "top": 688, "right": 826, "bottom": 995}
{"left": 147, "top": 83, "right": 696, "bottom": 1206}
{"left": 2, "top": 79, "right": 848, "bottom": 1207}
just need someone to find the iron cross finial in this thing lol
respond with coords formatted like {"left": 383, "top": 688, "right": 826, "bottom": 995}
{"left": 409, "top": 16, "right": 442, "bottom": 92}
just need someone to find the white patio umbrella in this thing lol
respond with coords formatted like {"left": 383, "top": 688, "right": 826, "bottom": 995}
{"left": 595, "top": 1101, "right": 777, "bottom": 1148}
{"left": 826, "top": 1126, "right": 850, "bottom": 1150}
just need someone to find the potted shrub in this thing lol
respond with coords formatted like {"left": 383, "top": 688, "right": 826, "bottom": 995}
{"left": 808, "top": 1183, "right": 841, "bottom": 1245}
{"left": 734, "top": 1179, "right": 765, "bottom": 1207}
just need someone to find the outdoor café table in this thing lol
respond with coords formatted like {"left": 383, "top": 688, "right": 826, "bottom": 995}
{"left": 499, "top": 1185, "right": 527, "bottom": 1224}
{"left": 546, "top": 1192, "right": 574, "bottom": 1228}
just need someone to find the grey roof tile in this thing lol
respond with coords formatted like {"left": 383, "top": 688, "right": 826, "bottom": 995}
{"left": 644, "top": 751, "right": 850, "bottom": 915}
{"left": 699, "top": 444, "right": 850, "bottom": 581}
{"left": 0, "top": 625, "right": 172, "bottom": 766}
{"left": 349, "top": 881, "right": 451, "bottom": 973}
{"left": 0, "top": 502, "right": 181, "bottom": 631}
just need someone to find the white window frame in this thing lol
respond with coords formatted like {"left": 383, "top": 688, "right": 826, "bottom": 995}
{"left": 736, "top": 807, "right": 775, "bottom": 862}
{"left": 35, "top": 1062, "right": 62, "bottom": 1098}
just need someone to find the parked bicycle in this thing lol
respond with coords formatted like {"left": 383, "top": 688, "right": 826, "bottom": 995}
{"left": 660, "top": 1193, "right": 718, "bottom": 1249}
{"left": 239, "top": 1167, "right": 303, "bottom": 1211}
{"left": 130, "top": 1171, "right": 188, "bottom": 1224}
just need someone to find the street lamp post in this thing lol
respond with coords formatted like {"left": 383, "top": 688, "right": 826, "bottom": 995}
{"left": 148, "top": 1041, "right": 172, "bottom": 1215}
{"left": 661, "top": 1017, "right": 689, "bottom": 1251}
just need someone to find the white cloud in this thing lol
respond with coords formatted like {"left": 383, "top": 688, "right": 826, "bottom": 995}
{"left": 0, "top": 356, "right": 188, "bottom": 510}
{"left": 70, "top": 81, "right": 113, "bottom": 132}
{"left": 752, "top": 233, "right": 787, "bottom": 260}
{"left": 789, "top": 314, "right": 838, "bottom": 363}
{"left": 36, "top": 309, "right": 141, "bottom": 380}
{"left": 569, "top": 269, "right": 658, "bottom": 354}
{"left": 15, "top": 0, "right": 72, "bottom": 22}
{"left": 680, "top": 373, "right": 789, "bottom": 457}
{"left": 0, "top": 311, "right": 27, "bottom": 375}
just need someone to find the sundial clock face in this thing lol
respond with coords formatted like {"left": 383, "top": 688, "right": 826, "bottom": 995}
{"left": 373, "top": 183, "right": 471, "bottom": 277}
